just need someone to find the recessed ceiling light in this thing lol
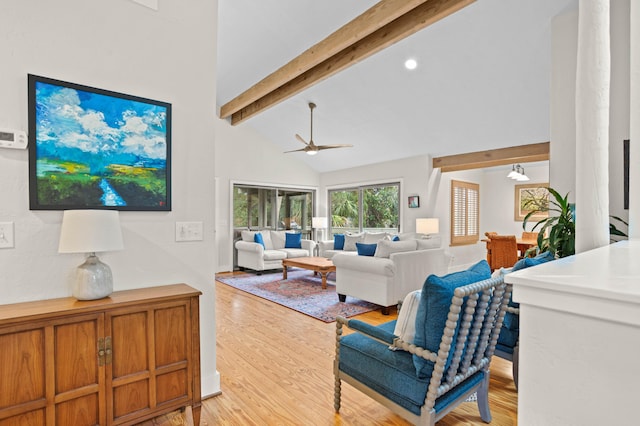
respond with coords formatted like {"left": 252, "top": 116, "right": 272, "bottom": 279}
{"left": 404, "top": 58, "right": 417, "bottom": 70}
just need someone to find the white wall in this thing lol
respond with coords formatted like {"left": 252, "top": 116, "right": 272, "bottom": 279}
{"left": 481, "top": 164, "right": 550, "bottom": 236}
{"left": 550, "top": 0, "right": 630, "bottom": 226}
{"left": 214, "top": 119, "right": 319, "bottom": 272}
{"left": 320, "top": 155, "right": 432, "bottom": 233}
{"left": 0, "top": 0, "right": 220, "bottom": 395}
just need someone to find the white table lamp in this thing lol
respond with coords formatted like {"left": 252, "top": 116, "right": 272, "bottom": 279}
{"left": 416, "top": 218, "right": 439, "bottom": 238}
{"left": 59, "top": 210, "right": 124, "bottom": 300}
{"left": 312, "top": 216, "right": 328, "bottom": 241}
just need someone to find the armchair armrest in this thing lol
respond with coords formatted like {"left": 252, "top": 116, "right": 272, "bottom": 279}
{"left": 301, "top": 239, "right": 317, "bottom": 254}
{"left": 318, "top": 240, "right": 335, "bottom": 250}
{"left": 235, "top": 240, "right": 264, "bottom": 254}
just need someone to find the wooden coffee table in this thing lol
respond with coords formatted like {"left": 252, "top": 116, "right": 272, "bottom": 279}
{"left": 282, "top": 256, "right": 336, "bottom": 289}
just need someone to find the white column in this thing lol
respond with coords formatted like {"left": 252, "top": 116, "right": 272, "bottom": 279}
{"left": 575, "top": 0, "right": 611, "bottom": 253}
{"left": 630, "top": 1, "right": 640, "bottom": 238}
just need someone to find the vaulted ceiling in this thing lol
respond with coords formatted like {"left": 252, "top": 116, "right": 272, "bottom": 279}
{"left": 216, "top": 0, "right": 577, "bottom": 173}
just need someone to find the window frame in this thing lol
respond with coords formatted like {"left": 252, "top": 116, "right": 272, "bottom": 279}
{"left": 328, "top": 181, "right": 401, "bottom": 236}
{"left": 450, "top": 179, "right": 480, "bottom": 246}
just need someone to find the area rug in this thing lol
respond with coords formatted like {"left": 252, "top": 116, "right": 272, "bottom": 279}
{"left": 216, "top": 269, "right": 379, "bottom": 322}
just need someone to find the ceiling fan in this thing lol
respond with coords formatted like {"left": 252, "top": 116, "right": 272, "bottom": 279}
{"left": 284, "top": 102, "right": 353, "bottom": 155}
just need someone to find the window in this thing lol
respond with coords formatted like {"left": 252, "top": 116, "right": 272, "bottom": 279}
{"left": 329, "top": 182, "right": 400, "bottom": 236}
{"left": 450, "top": 180, "right": 479, "bottom": 246}
{"left": 233, "top": 184, "right": 313, "bottom": 235}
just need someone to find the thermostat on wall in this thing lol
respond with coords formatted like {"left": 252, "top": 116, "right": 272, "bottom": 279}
{"left": 0, "top": 128, "right": 27, "bottom": 149}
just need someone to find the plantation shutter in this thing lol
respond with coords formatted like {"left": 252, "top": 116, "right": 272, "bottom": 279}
{"left": 451, "top": 180, "right": 479, "bottom": 245}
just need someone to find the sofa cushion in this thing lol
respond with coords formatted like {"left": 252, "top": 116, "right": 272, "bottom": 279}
{"left": 270, "top": 231, "right": 286, "bottom": 249}
{"left": 393, "top": 235, "right": 400, "bottom": 241}
{"left": 334, "top": 234, "right": 345, "bottom": 250}
{"left": 344, "top": 233, "right": 364, "bottom": 251}
{"left": 397, "top": 232, "right": 418, "bottom": 241}
{"left": 262, "top": 231, "right": 274, "bottom": 249}
{"left": 393, "top": 290, "right": 422, "bottom": 346}
{"left": 416, "top": 236, "right": 441, "bottom": 250}
{"left": 280, "top": 248, "right": 308, "bottom": 258}
{"left": 263, "top": 249, "right": 287, "bottom": 261}
{"left": 363, "top": 232, "right": 390, "bottom": 244}
{"left": 254, "top": 232, "right": 265, "bottom": 248}
{"left": 356, "top": 242, "right": 377, "bottom": 256}
{"left": 413, "top": 260, "right": 491, "bottom": 378}
{"left": 241, "top": 230, "right": 258, "bottom": 242}
{"left": 332, "top": 253, "right": 395, "bottom": 276}
{"left": 375, "top": 239, "right": 417, "bottom": 258}
{"left": 285, "top": 232, "right": 302, "bottom": 249}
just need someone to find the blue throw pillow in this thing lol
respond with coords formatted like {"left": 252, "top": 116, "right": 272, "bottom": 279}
{"left": 254, "top": 232, "right": 265, "bottom": 248}
{"left": 512, "top": 250, "right": 555, "bottom": 272}
{"left": 334, "top": 234, "right": 345, "bottom": 250}
{"left": 413, "top": 259, "right": 491, "bottom": 378}
{"left": 392, "top": 235, "right": 400, "bottom": 241}
{"left": 355, "top": 242, "right": 377, "bottom": 256}
{"left": 285, "top": 232, "right": 302, "bottom": 249}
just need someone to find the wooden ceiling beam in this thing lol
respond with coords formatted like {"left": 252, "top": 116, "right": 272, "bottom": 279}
{"left": 432, "top": 142, "right": 550, "bottom": 172}
{"left": 220, "top": 0, "right": 475, "bottom": 124}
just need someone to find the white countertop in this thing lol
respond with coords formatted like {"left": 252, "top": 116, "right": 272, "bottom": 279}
{"left": 505, "top": 240, "right": 640, "bottom": 325}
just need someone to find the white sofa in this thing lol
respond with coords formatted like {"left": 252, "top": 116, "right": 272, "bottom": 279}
{"left": 318, "top": 231, "right": 425, "bottom": 259}
{"left": 235, "top": 230, "right": 316, "bottom": 273}
{"left": 331, "top": 237, "right": 450, "bottom": 314}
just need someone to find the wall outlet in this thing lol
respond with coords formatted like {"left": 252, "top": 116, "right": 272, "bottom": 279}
{"left": 0, "top": 222, "right": 15, "bottom": 248}
{"left": 175, "top": 221, "right": 204, "bottom": 242}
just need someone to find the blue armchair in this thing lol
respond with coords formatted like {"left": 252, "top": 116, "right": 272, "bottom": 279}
{"left": 334, "top": 260, "right": 510, "bottom": 425}
{"left": 494, "top": 251, "right": 555, "bottom": 387}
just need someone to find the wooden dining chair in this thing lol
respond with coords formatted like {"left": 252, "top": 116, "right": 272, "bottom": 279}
{"left": 521, "top": 231, "right": 539, "bottom": 240}
{"left": 485, "top": 235, "right": 518, "bottom": 271}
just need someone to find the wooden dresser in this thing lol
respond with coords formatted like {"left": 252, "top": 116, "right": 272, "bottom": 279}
{"left": 0, "top": 284, "right": 201, "bottom": 426}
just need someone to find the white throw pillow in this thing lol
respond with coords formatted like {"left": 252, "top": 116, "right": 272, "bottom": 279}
{"left": 241, "top": 230, "right": 258, "bottom": 242}
{"left": 392, "top": 290, "right": 422, "bottom": 349}
{"left": 363, "top": 232, "right": 390, "bottom": 244}
{"left": 416, "top": 236, "right": 441, "bottom": 250}
{"left": 344, "top": 233, "right": 364, "bottom": 251}
{"left": 260, "top": 231, "right": 274, "bottom": 250}
{"left": 270, "top": 231, "right": 286, "bottom": 249}
{"left": 374, "top": 239, "right": 417, "bottom": 258}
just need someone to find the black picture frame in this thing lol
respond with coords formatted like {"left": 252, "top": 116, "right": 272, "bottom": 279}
{"left": 408, "top": 195, "right": 420, "bottom": 208}
{"left": 28, "top": 74, "right": 171, "bottom": 211}
{"left": 624, "top": 139, "right": 629, "bottom": 210}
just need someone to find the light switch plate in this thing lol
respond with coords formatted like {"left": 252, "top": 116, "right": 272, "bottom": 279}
{"left": 175, "top": 221, "right": 204, "bottom": 242}
{"left": 0, "top": 222, "right": 15, "bottom": 248}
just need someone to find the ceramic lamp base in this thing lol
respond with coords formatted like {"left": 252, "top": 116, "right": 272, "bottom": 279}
{"left": 73, "top": 254, "right": 114, "bottom": 300}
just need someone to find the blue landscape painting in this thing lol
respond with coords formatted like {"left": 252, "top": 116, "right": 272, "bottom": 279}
{"left": 29, "top": 76, "right": 171, "bottom": 210}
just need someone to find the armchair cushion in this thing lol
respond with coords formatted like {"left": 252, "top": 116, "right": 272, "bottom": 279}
{"left": 285, "top": 232, "right": 302, "bottom": 248}
{"left": 340, "top": 321, "right": 485, "bottom": 416}
{"left": 511, "top": 250, "right": 555, "bottom": 272}
{"left": 334, "top": 234, "right": 345, "bottom": 250}
{"left": 356, "top": 242, "right": 377, "bottom": 256}
{"left": 413, "top": 260, "right": 491, "bottom": 378}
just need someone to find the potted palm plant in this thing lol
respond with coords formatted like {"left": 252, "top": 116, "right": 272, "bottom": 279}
{"left": 523, "top": 188, "right": 575, "bottom": 258}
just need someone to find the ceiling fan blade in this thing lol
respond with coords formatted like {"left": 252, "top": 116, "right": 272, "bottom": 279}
{"left": 283, "top": 147, "right": 309, "bottom": 154}
{"left": 316, "top": 144, "right": 354, "bottom": 150}
{"left": 295, "top": 134, "right": 309, "bottom": 145}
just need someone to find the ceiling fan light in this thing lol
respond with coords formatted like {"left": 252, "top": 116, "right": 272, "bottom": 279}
{"left": 306, "top": 150, "right": 318, "bottom": 156}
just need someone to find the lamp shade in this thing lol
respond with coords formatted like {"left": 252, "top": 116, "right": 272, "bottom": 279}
{"left": 59, "top": 210, "right": 124, "bottom": 253}
{"left": 312, "top": 216, "right": 328, "bottom": 228}
{"left": 416, "top": 218, "right": 439, "bottom": 235}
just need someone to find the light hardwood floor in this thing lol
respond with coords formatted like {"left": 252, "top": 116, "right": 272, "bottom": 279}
{"left": 146, "top": 274, "right": 518, "bottom": 425}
